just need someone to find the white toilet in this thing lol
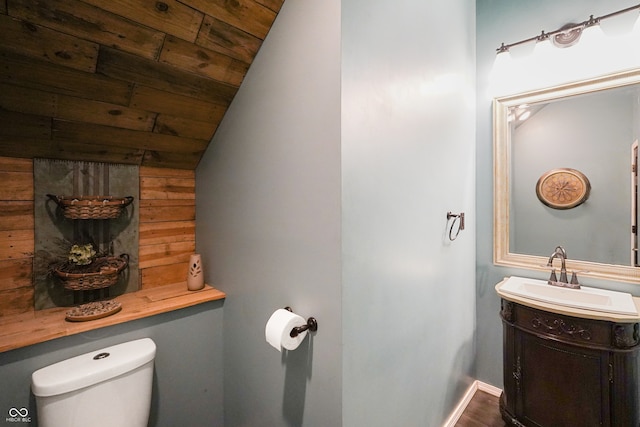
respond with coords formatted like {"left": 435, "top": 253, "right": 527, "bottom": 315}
{"left": 31, "top": 338, "right": 156, "bottom": 427}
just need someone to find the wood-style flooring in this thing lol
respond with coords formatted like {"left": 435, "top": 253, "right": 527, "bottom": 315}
{"left": 455, "top": 390, "right": 505, "bottom": 427}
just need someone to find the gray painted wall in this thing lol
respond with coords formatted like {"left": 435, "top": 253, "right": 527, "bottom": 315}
{"left": 476, "top": 0, "right": 640, "bottom": 388}
{"left": 0, "top": 302, "right": 224, "bottom": 427}
{"left": 196, "top": 1, "right": 342, "bottom": 426}
{"left": 341, "top": 1, "right": 476, "bottom": 426}
{"left": 197, "top": 0, "right": 476, "bottom": 426}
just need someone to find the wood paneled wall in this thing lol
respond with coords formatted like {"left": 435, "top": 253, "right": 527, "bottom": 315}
{"left": 0, "top": 157, "right": 34, "bottom": 316}
{"left": 139, "top": 165, "right": 196, "bottom": 289}
{"left": 0, "top": 156, "right": 196, "bottom": 317}
{"left": 0, "top": 0, "right": 285, "bottom": 170}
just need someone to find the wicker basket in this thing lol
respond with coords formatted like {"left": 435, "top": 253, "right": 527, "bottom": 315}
{"left": 53, "top": 254, "right": 129, "bottom": 291}
{"left": 47, "top": 195, "right": 134, "bottom": 220}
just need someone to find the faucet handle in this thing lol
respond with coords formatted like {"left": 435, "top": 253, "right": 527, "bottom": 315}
{"left": 570, "top": 271, "right": 579, "bottom": 285}
{"left": 548, "top": 268, "right": 558, "bottom": 285}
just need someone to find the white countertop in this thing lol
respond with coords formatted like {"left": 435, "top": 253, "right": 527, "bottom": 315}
{"left": 495, "top": 277, "right": 640, "bottom": 323}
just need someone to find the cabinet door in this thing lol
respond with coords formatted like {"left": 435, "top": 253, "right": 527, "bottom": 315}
{"left": 517, "top": 332, "right": 610, "bottom": 427}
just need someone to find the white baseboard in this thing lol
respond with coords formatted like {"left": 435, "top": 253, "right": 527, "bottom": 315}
{"left": 442, "top": 380, "right": 502, "bottom": 427}
{"left": 477, "top": 381, "right": 502, "bottom": 397}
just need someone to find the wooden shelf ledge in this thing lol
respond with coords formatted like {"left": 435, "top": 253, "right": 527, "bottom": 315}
{"left": 0, "top": 283, "right": 225, "bottom": 353}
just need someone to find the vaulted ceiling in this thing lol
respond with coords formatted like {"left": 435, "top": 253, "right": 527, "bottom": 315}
{"left": 0, "top": 0, "right": 285, "bottom": 169}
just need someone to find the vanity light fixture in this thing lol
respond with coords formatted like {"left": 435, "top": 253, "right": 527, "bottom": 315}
{"left": 495, "top": 3, "right": 640, "bottom": 54}
{"left": 490, "top": 3, "right": 640, "bottom": 96}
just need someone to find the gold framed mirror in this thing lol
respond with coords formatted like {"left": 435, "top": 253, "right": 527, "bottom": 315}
{"left": 494, "top": 69, "right": 640, "bottom": 283}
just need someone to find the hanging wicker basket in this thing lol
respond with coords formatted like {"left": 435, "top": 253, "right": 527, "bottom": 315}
{"left": 47, "top": 194, "right": 134, "bottom": 220}
{"left": 53, "top": 254, "right": 129, "bottom": 291}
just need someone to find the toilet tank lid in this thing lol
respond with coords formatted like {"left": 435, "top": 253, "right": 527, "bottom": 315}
{"left": 31, "top": 338, "right": 156, "bottom": 397}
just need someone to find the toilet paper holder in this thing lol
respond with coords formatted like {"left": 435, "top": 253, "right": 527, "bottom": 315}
{"left": 284, "top": 307, "right": 318, "bottom": 337}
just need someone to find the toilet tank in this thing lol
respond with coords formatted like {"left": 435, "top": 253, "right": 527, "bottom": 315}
{"left": 31, "top": 338, "right": 156, "bottom": 427}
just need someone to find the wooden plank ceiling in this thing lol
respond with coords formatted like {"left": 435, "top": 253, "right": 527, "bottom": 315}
{"left": 0, "top": 0, "right": 285, "bottom": 169}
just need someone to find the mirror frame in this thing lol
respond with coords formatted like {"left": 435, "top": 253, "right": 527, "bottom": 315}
{"left": 493, "top": 68, "right": 640, "bottom": 284}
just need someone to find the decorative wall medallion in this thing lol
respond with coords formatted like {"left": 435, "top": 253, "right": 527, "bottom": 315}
{"left": 536, "top": 168, "right": 591, "bottom": 209}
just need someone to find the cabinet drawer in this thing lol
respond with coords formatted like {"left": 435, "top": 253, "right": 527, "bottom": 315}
{"left": 501, "top": 299, "right": 640, "bottom": 350}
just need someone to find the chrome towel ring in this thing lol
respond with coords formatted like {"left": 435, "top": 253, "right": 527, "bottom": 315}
{"left": 446, "top": 212, "right": 465, "bottom": 241}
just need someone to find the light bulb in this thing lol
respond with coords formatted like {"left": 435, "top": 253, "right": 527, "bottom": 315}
{"left": 632, "top": 13, "right": 640, "bottom": 38}
{"left": 527, "top": 37, "right": 557, "bottom": 89}
{"left": 489, "top": 49, "right": 516, "bottom": 96}
{"left": 518, "top": 110, "right": 531, "bottom": 121}
{"left": 576, "top": 24, "right": 609, "bottom": 78}
{"left": 628, "top": 14, "right": 640, "bottom": 68}
{"left": 605, "top": 13, "right": 640, "bottom": 72}
{"left": 579, "top": 23, "right": 606, "bottom": 49}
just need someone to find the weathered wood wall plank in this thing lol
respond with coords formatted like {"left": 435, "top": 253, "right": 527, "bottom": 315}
{"left": 97, "top": 47, "right": 238, "bottom": 105}
{"left": 139, "top": 166, "right": 195, "bottom": 288}
{"left": 183, "top": 0, "right": 276, "bottom": 39}
{"left": 0, "top": 138, "right": 145, "bottom": 165}
{"left": 0, "top": 83, "right": 157, "bottom": 131}
{"left": 0, "top": 110, "right": 50, "bottom": 139}
{"left": 0, "top": 139, "right": 50, "bottom": 160}
{"left": 8, "top": 0, "right": 166, "bottom": 60}
{"left": 130, "top": 85, "right": 226, "bottom": 123}
{"left": 0, "top": 50, "right": 133, "bottom": 105}
{"left": 196, "top": 15, "right": 262, "bottom": 64}
{"left": 139, "top": 241, "right": 195, "bottom": 269}
{"left": 140, "top": 200, "right": 196, "bottom": 223}
{"left": 0, "top": 14, "right": 99, "bottom": 72}
{"left": 142, "top": 152, "right": 201, "bottom": 170}
{"left": 0, "top": 201, "right": 34, "bottom": 231}
{"left": 0, "top": 171, "right": 33, "bottom": 200}
{"left": 52, "top": 120, "right": 208, "bottom": 153}
{"left": 0, "top": 287, "right": 34, "bottom": 316}
{"left": 81, "top": 0, "right": 203, "bottom": 43}
{"left": 0, "top": 157, "right": 33, "bottom": 172}
{"left": 159, "top": 35, "right": 248, "bottom": 86}
{"left": 140, "top": 177, "right": 196, "bottom": 200}
{"left": 141, "top": 262, "right": 189, "bottom": 288}
{"left": 154, "top": 114, "right": 216, "bottom": 140}
{"left": 139, "top": 166, "right": 194, "bottom": 178}
{"left": 255, "top": 0, "right": 285, "bottom": 13}
{"left": 0, "top": 258, "right": 32, "bottom": 291}
{"left": 0, "top": 230, "right": 34, "bottom": 259}
{"left": 0, "top": 158, "right": 34, "bottom": 316}
{"left": 140, "top": 221, "right": 196, "bottom": 246}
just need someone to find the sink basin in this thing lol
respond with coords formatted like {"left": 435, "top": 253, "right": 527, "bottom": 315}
{"left": 499, "top": 276, "right": 638, "bottom": 316}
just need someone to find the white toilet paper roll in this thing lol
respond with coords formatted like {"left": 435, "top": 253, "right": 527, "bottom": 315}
{"left": 265, "top": 308, "right": 308, "bottom": 352}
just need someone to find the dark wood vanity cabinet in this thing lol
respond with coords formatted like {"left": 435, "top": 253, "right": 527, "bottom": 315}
{"left": 499, "top": 299, "right": 640, "bottom": 427}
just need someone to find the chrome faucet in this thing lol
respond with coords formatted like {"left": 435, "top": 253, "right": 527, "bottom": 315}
{"left": 547, "top": 245, "right": 580, "bottom": 289}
